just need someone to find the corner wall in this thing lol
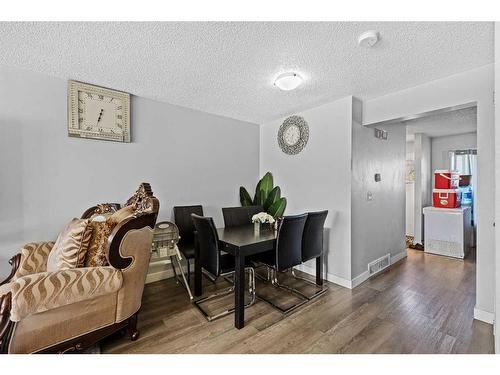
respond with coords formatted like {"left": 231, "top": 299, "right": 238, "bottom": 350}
{"left": 413, "top": 133, "right": 432, "bottom": 245}
{"left": 0, "top": 66, "right": 260, "bottom": 278}
{"left": 260, "top": 97, "right": 353, "bottom": 285}
{"left": 350, "top": 109, "right": 406, "bottom": 283}
{"left": 494, "top": 21, "right": 500, "bottom": 352}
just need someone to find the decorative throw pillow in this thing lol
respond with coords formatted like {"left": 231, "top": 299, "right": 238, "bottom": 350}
{"left": 85, "top": 216, "right": 115, "bottom": 267}
{"left": 84, "top": 205, "right": 136, "bottom": 267}
{"left": 47, "top": 218, "right": 93, "bottom": 271}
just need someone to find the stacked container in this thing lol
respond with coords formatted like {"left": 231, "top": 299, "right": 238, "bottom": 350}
{"left": 432, "top": 170, "right": 461, "bottom": 208}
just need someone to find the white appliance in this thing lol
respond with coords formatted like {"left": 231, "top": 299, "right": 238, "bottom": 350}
{"left": 422, "top": 206, "right": 472, "bottom": 259}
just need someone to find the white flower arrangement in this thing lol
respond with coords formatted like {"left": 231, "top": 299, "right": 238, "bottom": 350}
{"left": 252, "top": 212, "right": 275, "bottom": 224}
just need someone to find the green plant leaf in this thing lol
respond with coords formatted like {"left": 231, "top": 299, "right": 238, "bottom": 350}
{"left": 239, "top": 186, "right": 253, "bottom": 206}
{"left": 253, "top": 179, "right": 262, "bottom": 205}
{"left": 264, "top": 186, "right": 281, "bottom": 211}
{"left": 258, "top": 172, "right": 273, "bottom": 206}
{"left": 268, "top": 197, "right": 287, "bottom": 218}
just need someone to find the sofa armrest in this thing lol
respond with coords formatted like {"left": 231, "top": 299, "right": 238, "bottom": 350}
{"left": 12, "top": 241, "right": 55, "bottom": 280}
{"left": 10, "top": 266, "right": 123, "bottom": 322}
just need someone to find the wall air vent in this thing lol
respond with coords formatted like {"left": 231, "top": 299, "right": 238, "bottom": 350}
{"left": 368, "top": 253, "right": 391, "bottom": 276}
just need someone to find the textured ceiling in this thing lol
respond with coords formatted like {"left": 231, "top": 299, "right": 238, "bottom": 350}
{"left": 405, "top": 107, "right": 477, "bottom": 141}
{"left": 0, "top": 22, "right": 493, "bottom": 123}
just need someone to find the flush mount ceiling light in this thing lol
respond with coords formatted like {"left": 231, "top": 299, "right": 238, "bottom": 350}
{"left": 358, "top": 30, "right": 380, "bottom": 48}
{"left": 274, "top": 72, "right": 303, "bottom": 91}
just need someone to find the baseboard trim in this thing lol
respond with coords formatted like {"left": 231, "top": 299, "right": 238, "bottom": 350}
{"left": 296, "top": 263, "right": 352, "bottom": 289}
{"left": 351, "top": 271, "right": 370, "bottom": 288}
{"left": 474, "top": 307, "right": 494, "bottom": 324}
{"left": 350, "top": 250, "right": 408, "bottom": 288}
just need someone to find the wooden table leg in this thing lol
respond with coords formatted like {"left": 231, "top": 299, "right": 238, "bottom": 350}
{"left": 316, "top": 255, "right": 323, "bottom": 286}
{"left": 234, "top": 252, "right": 245, "bottom": 329}
{"left": 194, "top": 232, "right": 202, "bottom": 297}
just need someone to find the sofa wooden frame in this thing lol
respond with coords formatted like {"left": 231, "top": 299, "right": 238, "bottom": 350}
{"left": 0, "top": 183, "right": 159, "bottom": 354}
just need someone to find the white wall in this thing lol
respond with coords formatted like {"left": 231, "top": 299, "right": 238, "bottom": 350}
{"left": 260, "top": 96, "right": 353, "bottom": 284}
{"left": 406, "top": 141, "right": 415, "bottom": 236}
{"left": 350, "top": 118, "right": 406, "bottom": 281}
{"left": 494, "top": 21, "right": 500, "bottom": 352}
{"left": 363, "top": 64, "right": 495, "bottom": 321}
{"left": 0, "top": 66, "right": 260, "bottom": 278}
{"left": 431, "top": 132, "right": 477, "bottom": 176}
{"left": 413, "top": 134, "right": 432, "bottom": 245}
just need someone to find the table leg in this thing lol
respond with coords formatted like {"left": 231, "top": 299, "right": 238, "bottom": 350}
{"left": 316, "top": 255, "right": 323, "bottom": 286}
{"left": 194, "top": 232, "right": 202, "bottom": 297}
{"left": 234, "top": 252, "right": 245, "bottom": 329}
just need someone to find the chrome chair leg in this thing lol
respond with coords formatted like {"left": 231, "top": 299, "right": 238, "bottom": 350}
{"left": 194, "top": 267, "right": 256, "bottom": 322}
{"left": 256, "top": 268, "right": 309, "bottom": 314}
{"left": 290, "top": 268, "right": 328, "bottom": 300}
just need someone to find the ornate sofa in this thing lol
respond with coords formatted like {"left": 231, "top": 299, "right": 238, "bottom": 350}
{"left": 0, "top": 183, "right": 159, "bottom": 353}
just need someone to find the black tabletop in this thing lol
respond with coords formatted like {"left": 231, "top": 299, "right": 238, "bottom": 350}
{"left": 216, "top": 224, "right": 276, "bottom": 248}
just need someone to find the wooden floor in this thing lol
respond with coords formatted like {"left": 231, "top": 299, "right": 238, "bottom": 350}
{"left": 101, "top": 249, "right": 494, "bottom": 354}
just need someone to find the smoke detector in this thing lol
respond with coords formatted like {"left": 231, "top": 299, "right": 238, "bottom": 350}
{"left": 358, "top": 30, "right": 380, "bottom": 48}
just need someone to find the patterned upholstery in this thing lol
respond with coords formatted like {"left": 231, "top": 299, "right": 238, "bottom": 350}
{"left": 10, "top": 266, "right": 123, "bottom": 321}
{"left": 47, "top": 218, "right": 93, "bottom": 271}
{"left": 14, "top": 242, "right": 55, "bottom": 279}
{"left": 85, "top": 216, "right": 114, "bottom": 267}
{"left": 0, "top": 282, "right": 12, "bottom": 297}
{"left": 84, "top": 206, "right": 135, "bottom": 268}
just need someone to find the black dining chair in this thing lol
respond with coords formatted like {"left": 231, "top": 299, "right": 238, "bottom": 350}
{"left": 222, "top": 205, "right": 263, "bottom": 227}
{"left": 291, "top": 210, "right": 328, "bottom": 299}
{"left": 191, "top": 214, "right": 256, "bottom": 321}
{"left": 173, "top": 205, "right": 203, "bottom": 287}
{"left": 254, "top": 213, "right": 309, "bottom": 313}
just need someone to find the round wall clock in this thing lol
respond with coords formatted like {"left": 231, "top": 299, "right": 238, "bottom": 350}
{"left": 277, "top": 115, "right": 309, "bottom": 155}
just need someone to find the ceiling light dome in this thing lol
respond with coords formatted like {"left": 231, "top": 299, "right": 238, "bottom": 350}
{"left": 274, "top": 72, "right": 303, "bottom": 91}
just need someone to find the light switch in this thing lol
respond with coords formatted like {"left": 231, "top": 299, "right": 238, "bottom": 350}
{"left": 374, "top": 173, "right": 381, "bottom": 182}
{"left": 367, "top": 192, "right": 373, "bottom": 201}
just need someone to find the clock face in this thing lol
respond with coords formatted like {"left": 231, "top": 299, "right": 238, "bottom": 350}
{"left": 277, "top": 115, "right": 309, "bottom": 155}
{"left": 68, "top": 81, "right": 130, "bottom": 142}
{"left": 283, "top": 125, "right": 300, "bottom": 146}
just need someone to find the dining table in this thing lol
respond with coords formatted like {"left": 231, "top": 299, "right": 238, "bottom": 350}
{"left": 193, "top": 224, "right": 323, "bottom": 329}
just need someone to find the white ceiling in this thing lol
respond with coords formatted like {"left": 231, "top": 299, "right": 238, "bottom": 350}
{"left": 0, "top": 22, "right": 493, "bottom": 123}
{"left": 405, "top": 107, "right": 477, "bottom": 141}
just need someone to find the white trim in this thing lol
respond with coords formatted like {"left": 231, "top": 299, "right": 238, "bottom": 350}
{"left": 297, "top": 250, "right": 407, "bottom": 289}
{"left": 351, "top": 271, "right": 370, "bottom": 288}
{"left": 296, "top": 263, "right": 352, "bottom": 289}
{"left": 298, "top": 250, "right": 409, "bottom": 290}
{"left": 474, "top": 307, "right": 494, "bottom": 325}
{"left": 351, "top": 250, "right": 408, "bottom": 288}
{"left": 391, "top": 249, "right": 408, "bottom": 264}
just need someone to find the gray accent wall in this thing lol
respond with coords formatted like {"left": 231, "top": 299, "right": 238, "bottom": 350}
{"left": 0, "top": 66, "right": 260, "bottom": 277}
{"left": 351, "top": 113, "right": 406, "bottom": 279}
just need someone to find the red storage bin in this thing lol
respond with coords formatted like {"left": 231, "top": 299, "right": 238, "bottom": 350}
{"left": 433, "top": 189, "right": 462, "bottom": 208}
{"left": 434, "top": 170, "right": 459, "bottom": 189}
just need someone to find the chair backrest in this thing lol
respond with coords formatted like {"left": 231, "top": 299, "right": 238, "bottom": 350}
{"left": 275, "top": 213, "right": 308, "bottom": 271}
{"left": 191, "top": 214, "right": 220, "bottom": 277}
{"left": 302, "top": 210, "right": 328, "bottom": 262}
{"left": 174, "top": 205, "right": 204, "bottom": 248}
{"left": 222, "top": 206, "right": 263, "bottom": 227}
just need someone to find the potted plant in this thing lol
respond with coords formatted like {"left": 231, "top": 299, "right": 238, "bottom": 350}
{"left": 239, "top": 172, "right": 287, "bottom": 219}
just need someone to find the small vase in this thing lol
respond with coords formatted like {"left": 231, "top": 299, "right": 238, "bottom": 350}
{"left": 254, "top": 222, "right": 260, "bottom": 236}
